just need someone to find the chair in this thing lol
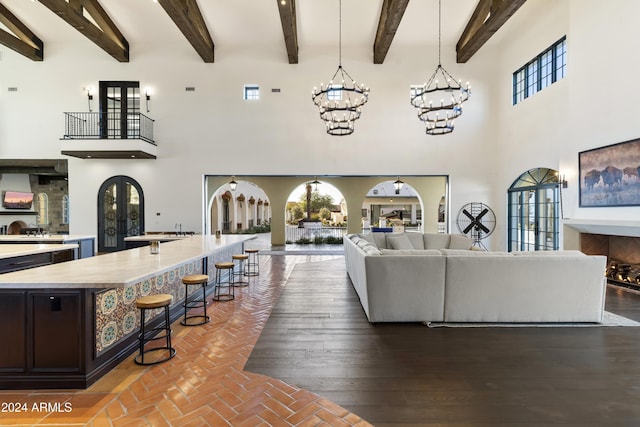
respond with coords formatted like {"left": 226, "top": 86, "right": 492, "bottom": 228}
{"left": 213, "top": 262, "right": 235, "bottom": 301}
{"left": 180, "top": 274, "right": 210, "bottom": 326}
{"left": 134, "top": 294, "right": 176, "bottom": 365}
{"left": 232, "top": 254, "right": 249, "bottom": 286}
{"left": 244, "top": 249, "right": 260, "bottom": 277}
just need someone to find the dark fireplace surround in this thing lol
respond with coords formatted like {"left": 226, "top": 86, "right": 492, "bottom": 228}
{"left": 564, "top": 220, "right": 640, "bottom": 292}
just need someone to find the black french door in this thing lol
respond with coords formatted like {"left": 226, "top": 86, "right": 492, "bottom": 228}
{"left": 99, "top": 81, "right": 140, "bottom": 139}
{"left": 98, "top": 176, "right": 144, "bottom": 252}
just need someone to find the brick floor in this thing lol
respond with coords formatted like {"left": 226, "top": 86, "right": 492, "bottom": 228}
{"left": 0, "top": 255, "right": 371, "bottom": 427}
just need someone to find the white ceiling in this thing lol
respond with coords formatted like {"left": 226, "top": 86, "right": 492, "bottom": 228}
{"left": 1, "top": 0, "right": 479, "bottom": 62}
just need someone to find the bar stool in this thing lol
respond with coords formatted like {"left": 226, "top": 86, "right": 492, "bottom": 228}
{"left": 213, "top": 262, "right": 235, "bottom": 301}
{"left": 232, "top": 254, "right": 249, "bottom": 286}
{"left": 245, "top": 249, "right": 260, "bottom": 277}
{"left": 134, "top": 294, "right": 176, "bottom": 365}
{"left": 180, "top": 274, "right": 210, "bottom": 326}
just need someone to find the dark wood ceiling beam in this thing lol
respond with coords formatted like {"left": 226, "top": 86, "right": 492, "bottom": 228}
{"left": 157, "top": 0, "right": 214, "bottom": 63}
{"left": 38, "top": 0, "right": 129, "bottom": 62}
{"left": 373, "top": 0, "right": 409, "bottom": 64}
{"left": 456, "top": 0, "right": 527, "bottom": 63}
{"left": 0, "top": 3, "right": 44, "bottom": 61}
{"left": 276, "top": 0, "right": 298, "bottom": 64}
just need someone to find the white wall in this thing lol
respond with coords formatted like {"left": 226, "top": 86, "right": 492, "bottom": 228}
{"left": 2, "top": 1, "right": 638, "bottom": 250}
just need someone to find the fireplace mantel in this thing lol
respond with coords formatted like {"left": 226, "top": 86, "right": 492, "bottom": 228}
{"left": 563, "top": 219, "right": 640, "bottom": 238}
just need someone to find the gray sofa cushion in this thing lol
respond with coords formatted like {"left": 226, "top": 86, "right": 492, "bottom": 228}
{"left": 511, "top": 250, "right": 586, "bottom": 256}
{"left": 380, "top": 249, "right": 441, "bottom": 256}
{"left": 404, "top": 233, "right": 425, "bottom": 249}
{"left": 386, "top": 233, "right": 414, "bottom": 250}
{"left": 440, "top": 249, "right": 513, "bottom": 256}
{"left": 424, "top": 233, "right": 451, "bottom": 249}
{"left": 449, "top": 234, "right": 474, "bottom": 250}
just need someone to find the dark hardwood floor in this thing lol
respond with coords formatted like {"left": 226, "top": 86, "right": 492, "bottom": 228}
{"left": 245, "top": 255, "right": 640, "bottom": 426}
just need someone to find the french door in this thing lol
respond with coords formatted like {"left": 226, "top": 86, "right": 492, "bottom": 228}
{"left": 99, "top": 81, "right": 140, "bottom": 139}
{"left": 507, "top": 168, "right": 560, "bottom": 252}
{"left": 98, "top": 176, "right": 144, "bottom": 252}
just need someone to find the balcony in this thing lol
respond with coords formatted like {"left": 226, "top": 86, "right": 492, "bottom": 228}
{"left": 60, "top": 112, "right": 157, "bottom": 159}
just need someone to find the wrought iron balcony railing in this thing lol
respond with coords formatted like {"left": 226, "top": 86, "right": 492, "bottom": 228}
{"left": 63, "top": 112, "right": 155, "bottom": 144}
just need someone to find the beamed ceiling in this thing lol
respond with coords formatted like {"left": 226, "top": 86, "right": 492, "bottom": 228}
{"left": 0, "top": 0, "right": 526, "bottom": 64}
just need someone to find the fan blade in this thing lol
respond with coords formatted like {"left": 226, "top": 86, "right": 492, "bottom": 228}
{"left": 476, "top": 208, "right": 489, "bottom": 221}
{"left": 478, "top": 222, "right": 491, "bottom": 234}
{"left": 463, "top": 222, "right": 475, "bottom": 234}
{"left": 462, "top": 209, "right": 475, "bottom": 221}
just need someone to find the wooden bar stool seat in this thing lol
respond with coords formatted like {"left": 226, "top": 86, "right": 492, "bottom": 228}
{"left": 245, "top": 249, "right": 260, "bottom": 277}
{"left": 181, "top": 274, "right": 210, "bottom": 326}
{"left": 213, "top": 262, "right": 235, "bottom": 301}
{"left": 232, "top": 254, "right": 249, "bottom": 286}
{"left": 134, "top": 294, "right": 176, "bottom": 365}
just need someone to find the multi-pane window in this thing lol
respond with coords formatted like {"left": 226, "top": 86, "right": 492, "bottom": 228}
{"left": 62, "top": 195, "right": 69, "bottom": 225}
{"left": 513, "top": 36, "right": 566, "bottom": 105}
{"left": 243, "top": 85, "right": 260, "bottom": 100}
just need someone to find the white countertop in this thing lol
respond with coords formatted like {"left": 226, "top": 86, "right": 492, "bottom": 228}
{"left": 0, "top": 243, "right": 79, "bottom": 260}
{"left": 0, "top": 235, "right": 254, "bottom": 289}
{"left": 124, "top": 234, "right": 192, "bottom": 242}
{"left": 0, "top": 235, "right": 95, "bottom": 243}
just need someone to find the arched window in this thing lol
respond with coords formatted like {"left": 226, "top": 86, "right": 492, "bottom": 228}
{"left": 37, "top": 193, "right": 49, "bottom": 227}
{"left": 507, "top": 168, "right": 561, "bottom": 251}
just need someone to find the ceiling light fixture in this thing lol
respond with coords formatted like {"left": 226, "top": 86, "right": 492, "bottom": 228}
{"left": 410, "top": 0, "right": 470, "bottom": 135}
{"left": 311, "top": 0, "right": 370, "bottom": 136}
{"left": 229, "top": 176, "right": 237, "bottom": 191}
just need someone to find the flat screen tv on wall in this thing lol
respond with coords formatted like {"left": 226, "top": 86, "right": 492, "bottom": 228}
{"left": 2, "top": 191, "right": 34, "bottom": 209}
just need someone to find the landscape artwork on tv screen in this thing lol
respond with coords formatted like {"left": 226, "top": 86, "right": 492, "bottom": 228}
{"left": 2, "top": 191, "right": 34, "bottom": 209}
{"left": 579, "top": 138, "right": 640, "bottom": 207}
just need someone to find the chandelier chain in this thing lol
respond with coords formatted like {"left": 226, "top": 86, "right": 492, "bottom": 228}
{"left": 438, "top": 0, "right": 442, "bottom": 65}
{"left": 339, "top": 0, "right": 342, "bottom": 67}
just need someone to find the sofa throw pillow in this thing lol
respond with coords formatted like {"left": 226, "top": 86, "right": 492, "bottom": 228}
{"left": 423, "top": 233, "right": 451, "bottom": 249}
{"left": 386, "top": 233, "right": 414, "bottom": 250}
{"left": 405, "top": 233, "right": 425, "bottom": 250}
{"left": 371, "top": 232, "right": 388, "bottom": 249}
{"left": 449, "top": 234, "right": 474, "bottom": 250}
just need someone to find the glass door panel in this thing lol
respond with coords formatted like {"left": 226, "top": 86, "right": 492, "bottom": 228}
{"left": 508, "top": 168, "right": 560, "bottom": 252}
{"left": 98, "top": 176, "right": 144, "bottom": 252}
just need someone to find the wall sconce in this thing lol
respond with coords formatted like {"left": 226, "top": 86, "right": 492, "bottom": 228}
{"left": 393, "top": 177, "right": 404, "bottom": 195}
{"left": 145, "top": 91, "right": 151, "bottom": 113}
{"left": 561, "top": 175, "right": 568, "bottom": 188}
{"left": 87, "top": 89, "right": 94, "bottom": 112}
{"left": 229, "top": 176, "right": 237, "bottom": 191}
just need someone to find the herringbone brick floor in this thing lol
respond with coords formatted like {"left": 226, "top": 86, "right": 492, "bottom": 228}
{"left": 0, "top": 255, "right": 371, "bottom": 426}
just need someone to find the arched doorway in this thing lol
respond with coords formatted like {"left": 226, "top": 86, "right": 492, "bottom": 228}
{"left": 98, "top": 176, "right": 144, "bottom": 252}
{"left": 507, "top": 168, "right": 560, "bottom": 251}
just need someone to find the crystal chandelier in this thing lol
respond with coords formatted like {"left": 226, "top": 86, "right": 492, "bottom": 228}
{"left": 312, "top": 0, "right": 370, "bottom": 136}
{"left": 410, "top": 0, "right": 470, "bottom": 135}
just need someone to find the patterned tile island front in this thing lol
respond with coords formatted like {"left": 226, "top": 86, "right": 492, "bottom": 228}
{"left": 0, "top": 234, "right": 254, "bottom": 389}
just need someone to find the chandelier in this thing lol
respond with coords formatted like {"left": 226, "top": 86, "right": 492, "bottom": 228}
{"left": 312, "top": 0, "right": 370, "bottom": 136}
{"left": 410, "top": 0, "right": 470, "bottom": 135}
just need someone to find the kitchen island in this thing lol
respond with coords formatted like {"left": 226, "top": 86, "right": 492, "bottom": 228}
{"left": 0, "top": 234, "right": 95, "bottom": 258}
{"left": 0, "top": 234, "right": 254, "bottom": 389}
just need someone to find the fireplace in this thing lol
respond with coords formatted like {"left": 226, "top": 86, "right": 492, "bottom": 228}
{"left": 564, "top": 219, "right": 640, "bottom": 292}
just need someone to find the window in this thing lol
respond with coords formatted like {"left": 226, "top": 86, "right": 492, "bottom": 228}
{"left": 513, "top": 37, "right": 566, "bottom": 105}
{"left": 244, "top": 85, "right": 260, "bottom": 100}
{"left": 62, "top": 195, "right": 69, "bottom": 225}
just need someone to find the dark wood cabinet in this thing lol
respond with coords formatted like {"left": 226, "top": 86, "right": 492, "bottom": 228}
{"left": 31, "top": 292, "right": 82, "bottom": 371}
{"left": 0, "top": 289, "right": 89, "bottom": 388}
{"left": 0, "top": 291, "right": 26, "bottom": 372}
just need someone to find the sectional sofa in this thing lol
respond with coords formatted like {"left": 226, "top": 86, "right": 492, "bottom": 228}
{"left": 344, "top": 232, "right": 607, "bottom": 324}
